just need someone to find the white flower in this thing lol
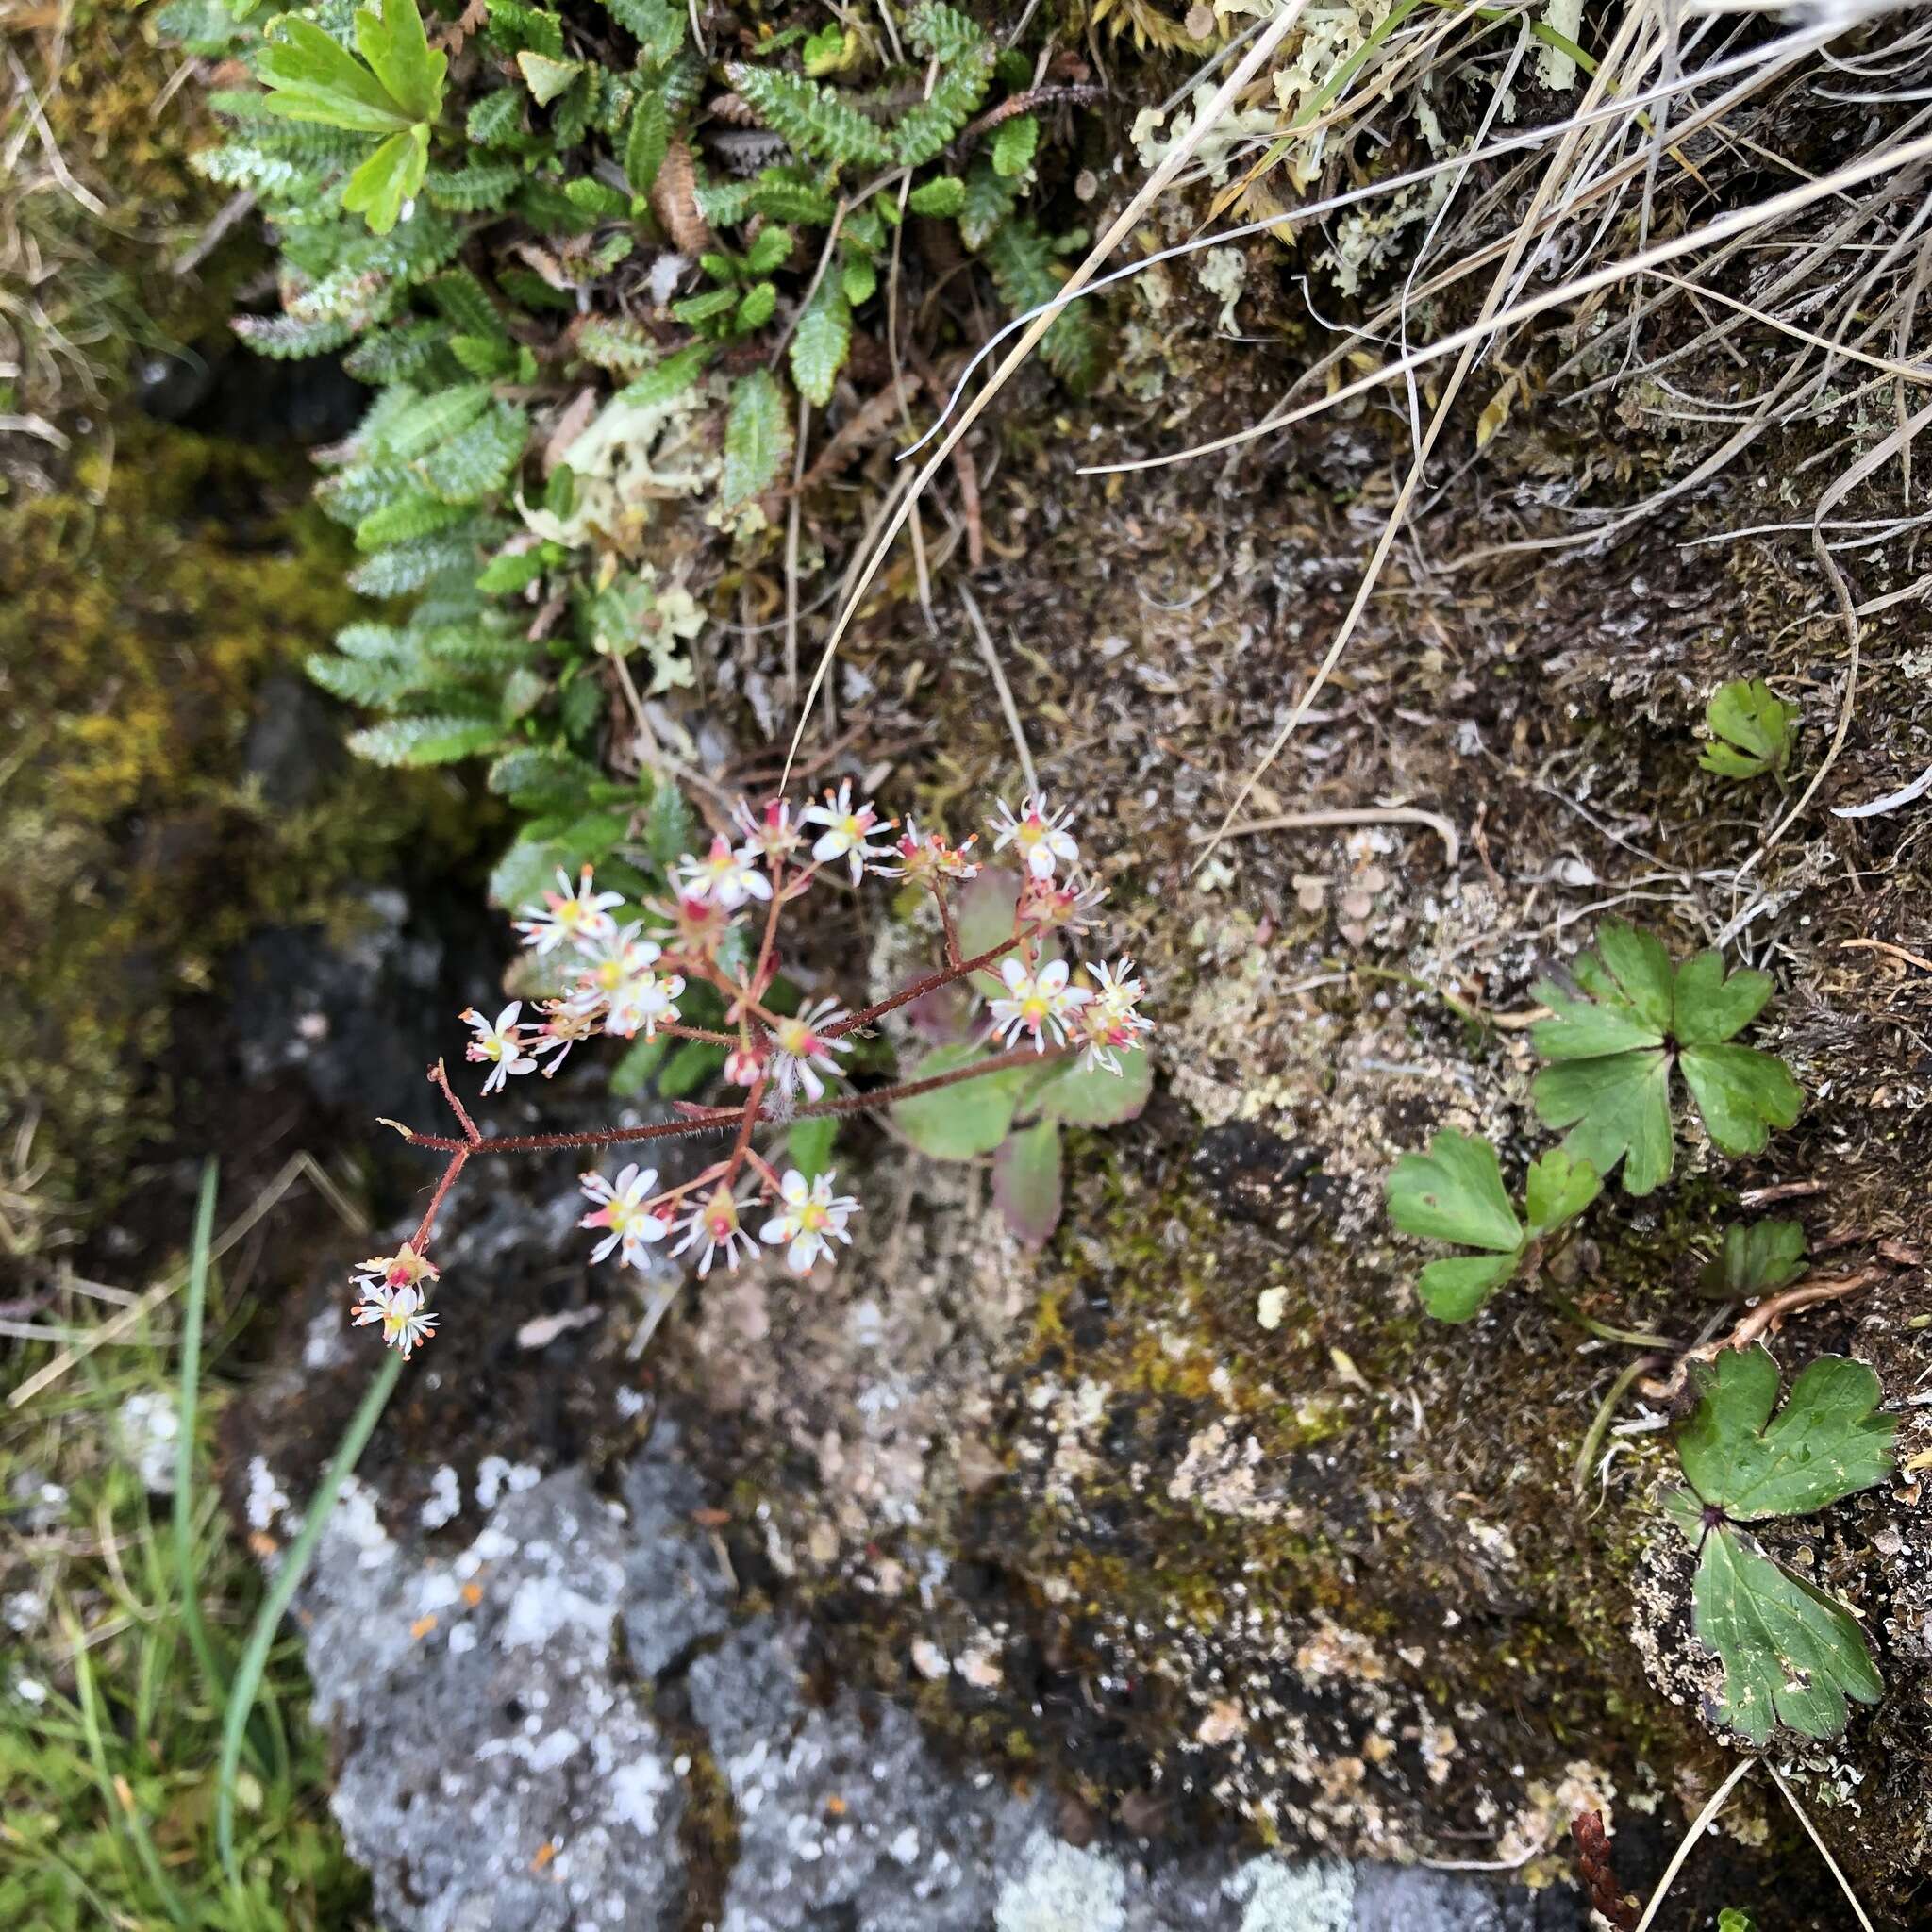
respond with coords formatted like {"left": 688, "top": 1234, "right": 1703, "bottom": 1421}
{"left": 988, "top": 955, "right": 1091, "bottom": 1051}
{"left": 1018, "top": 869, "right": 1107, "bottom": 938}
{"left": 675, "top": 834, "right": 774, "bottom": 910}
{"left": 872, "top": 817, "right": 979, "bottom": 884}
{"left": 989, "top": 792, "right": 1079, "bottom": 881}
{"left": 350, "top": 1241, "right": 439, "bottom": 1300}
{"left": 461, "top": 1002, "right": 540, "bottom": 1094}
{"left": 759, "top": 1168, "right": 860, "bottom": 1275}
{"left": 732, "top": 795, "right": 807, "bottom": 866}
{"left": 800, "top": 779, "right": 894, "bottom": 882}
{"left": 670, "top": 1185, "right": 758, "bottom": 1277}
{"left": 530, "top": 1002, "right": 602, "bottom": 1077}
{"left": 566, "top": 926, "right": 686, "bottom": 1041}
{"left": 350, "top": 1277, "right": 439, "bottom": 1359}
{"left": 769, "top": 997, "right": 853, "bottom": 1102}
{"left": 1074, "top": 956, "right": 1153, "bottom": 1074}
{"left": 513, "top": 866, "right": 625, "bottom": 955}
{"left": 578, "top": 1164, "right": 672, "bottom": 1267}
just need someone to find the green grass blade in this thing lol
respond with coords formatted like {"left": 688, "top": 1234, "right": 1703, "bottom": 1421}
{"left": 217, "top": 1347, "right": 403, "bottom": 1878}
{"left": 175, "top": 1160, "right": 225, "bottom": 1706}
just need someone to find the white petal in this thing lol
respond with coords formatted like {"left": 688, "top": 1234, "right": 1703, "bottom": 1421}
{"left": 999, "top": 957, "right": 1028, "bottom": 991}
{"left": 1037, "top": 959, "right": 1070, "bottom": 993}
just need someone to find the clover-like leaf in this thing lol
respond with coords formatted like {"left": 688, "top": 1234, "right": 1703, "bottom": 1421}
{"left": 1522, "top": 1146, "right": 1603, "bottom": 1238}
{"left": 1416, "top": 1253, "right": 1520, "bottom": 1322}
{"left": 1701, "top": 678, "right": 1796, "bottom": 781}
{"left": 1697, "top": 1219, "right": 1807, "bottom": 1300}
{"left": 1691, "top": 1523, "right": 1882, "bottom": 1744}
{"left": 341, "top": 125, "right": 429, "bottom": 235}
{"left": 994, "top": 1120, "right": 1062, "bottom": 1247}
{"left": 257, "top": 16, "right": 418, "bottom": 134}
{"left": 1677, "top": 1345, "right": 1895, "bottom": 1523}
{"left": 1530, "top": 923, "right": 1802, "bottom": 1194}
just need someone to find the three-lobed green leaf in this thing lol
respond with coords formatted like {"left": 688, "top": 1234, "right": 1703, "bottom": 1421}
{"left": 1697, "top": 1219, "right": 1807, "bottom": 1300}
{"left": 1702, "top": 678, "right": 1796, "bottom": 781}
{"left": 1678, "top": 1345, "right": 1895, "bottom": 1522}
{"left": 1385, "top": 1131, "right": 1601, "bottom": 1322}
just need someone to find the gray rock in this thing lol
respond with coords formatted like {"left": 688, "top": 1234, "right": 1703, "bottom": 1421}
{"left": 291, "top": 1427, "right": 1582, "bottom": 1932}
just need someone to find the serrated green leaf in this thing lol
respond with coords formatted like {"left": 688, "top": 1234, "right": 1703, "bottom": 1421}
{"left": 789, "top": 277, "right": 851, "bottom": 407}
{"left": 958, "top": 155, "right": 1018, "bottom": 251}
{"left": 598, "top": 0, "right": 685, "bottom": 63}
{"left": 1032, "top": 1046, "right": 1153, "bottom": 1127}
{"left": 787, "top": 1114, "right": 840, "bottom": 1179}
{"left": 725, "top": 63, "right": 891, "bottom": 169}
{"left": 488, "top": 812, "right": 629, "bottom": 910}
{"left": 1386, "top": 1130, "right": 1524, "bottom": 1254}
{"left": 613, "top": 341, "right": 714, "bottom": 410}
{"left": 1691, "top": 1524, "right": 1882, "bottom": 1744}
{"left": 908, "top": 175, "right": 966, "bottom": 218}
{"left": 1702, "top": 678, "right": 1796, "bottom": 780}
{"left": 415, "top": 402, "right": 529, "bottom": 505}
{"left": 609, "top": 1033, "right": 669, "bottom": 1097}
{"left": 1679, "top": 1042, "right": 1804, "bottom": 1156}
{"left": 658, "top": 1038, "right": 724, "bottom": 1099}
{"left": 1672, "top": 949, "right": 1774, "bottom": 1046}
{"left": 671, "top": 287, "right": 738, "bottom": 325}
{"left": 742, "top": 225, "right": 794, "bottom": 275}
{"left": 347, "top": 713, "right": 501, "bottom": 766}
{"left": 467, "top": 88, "right": 526, "bottom": 145}
{"left": 625, "top": 90, "right": 670, "bottom": 193}
{"left": 355, "top": 491, "right": 473, "bottom": 549}
{"left": 991, "top": 112, "right": 1039, "bottom": 178}
{"left": 380, "top": 381, "right": 493, "bottom": 458}
{"left": 1522, "top": 1148, "right": 1601, "bottom": 1237}
{"left": 750, "top": 172, "right": 838, "bottom": 225}
{"left": 1698, "top": 1220, "right": 1808, "bottom": 1300}
{"left": 734, "top": 280, "right": 778, "bottom": 331}
{"left": 839, "top": 256, "right": 876, "bottom": 307}
{"left": 340, "top": 124, "right": 428, "bottom": 234}
{"left": 644, "top": 774, "right": 696, "bottom": 869}
{"left": 476, "top": 545, "right": 549, "bottom": 593}
{"left": 488, "top": 745, "right": 601, "bottom": 811}
{"left": 995, "top": 1120, "right": 1063, "bottom": 1247}
{"left": 1419, "top": 1253, "right": 1519, "bottom": 1322}
{"left": 721, "top": 368, "right": 790, "bottom": 508}
{"left": 1530, "top": 1048, "right": 1675, "bottom": 1196}
{"left": 1679, "top": 1345, "right": 1895, "bottom": 1521}
{"left": 518, "top": 50, "right": 582, "bottom": 106}
{"left": 893, "top": 1043, "right": 1029, "bottom": 1158}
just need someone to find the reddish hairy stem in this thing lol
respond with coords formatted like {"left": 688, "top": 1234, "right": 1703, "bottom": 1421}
{"left": 827, "top": 934, "right": 1024, "bottom": 1038}
{"left": 396, "top": 1041, "right": 1069, "bottom": 1160}
{"left": 411, "top": 1147, "right": 470, "bottom": 1252}
{"left": 929, "top": 879, "right": 962, "bottom": 969}
{"left": 429, "top": 1058, "right": 482, "bottom": 1145}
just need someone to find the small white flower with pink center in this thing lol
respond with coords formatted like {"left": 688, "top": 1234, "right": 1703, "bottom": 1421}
{"left": 350, "top": 1244, "right": 441, "bottom": 1358}
{"left": 674, "top": 835, "right": 774, "bottom": 911}
{"left": 567, "top": 927, "right": 686, "bottom": 1041}
{"left": 461, "top": 1002, "right": 540, "bottom": 1094}
{"left": 759, "top": 1168, "right": 860, "bottom": 1275}
{"left": 769, "top": 997, "right": 852, "bottom": 1102}
{"left": 989, "top": 955, "right": 1091, "bottom": 1051}
{"left": 578, "top": 1164, "right": 672, "bottom": 1268}
{"left": 724, "top": 1046, "right": 765, "bottom": 1088}
{"left": 873, "top": 817, "right": 979, "bottom": 884}
{"left": 732, "top": 795, "right": 807, "bottom": 867}
{"left": 513, "top": 866, "right": 625, "bottom": 955}
{"left": 800, "top": 780, "right": 894, "bottom": 883}
{"left": 1018, "top": 869, "right": 1107, "bottom": 938}
{"left": 989, "top": 792, "right": 1079, "bottom": 881}
{"left": 1074, "top": 956, "right": 1153, "bottom": 1075}
{"left": 670, "top": 1185, "right": 758, "bottom": 1277}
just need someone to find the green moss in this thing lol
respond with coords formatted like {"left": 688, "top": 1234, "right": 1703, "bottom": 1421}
{"left": 0, "top": 422, "right": 478, "bottom": 1244}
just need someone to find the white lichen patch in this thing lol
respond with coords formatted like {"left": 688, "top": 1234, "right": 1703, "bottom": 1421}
{"left": 993, "top": 1830, "right": 1127, "bottom": 1932}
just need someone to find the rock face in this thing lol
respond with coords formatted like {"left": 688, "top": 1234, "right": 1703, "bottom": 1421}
{"left": 288, "top": 1423, "right": 1581, "bottom": 1932}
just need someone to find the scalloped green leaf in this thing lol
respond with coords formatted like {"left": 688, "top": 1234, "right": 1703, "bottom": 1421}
{"left": 1697, "top": 1219, "right": 1807, "bottom": 1300}
{"left": 1702, "top": 678, "right": 1796, "bottom": 780}
{"left": 1032, "top": 1046, "right": 1153, "bottom": 1127}
{"left": 1386, "top": 1130, "right": 1523, "bottom": 1254}
{"left": 1418, "top": 1253, "right": 1518, "bottom": 1323}
{"left": 994, "top": 1120, "right": 1062, "bottom": 1247}
{"left": 721, "top": 369, "right": 790, "bottom": 507}
{"left": 790, "top": 276, "right": 851, "bottom": 407}
{"left": 891, "top": 1043, "right": 1027, "bottom": 1158}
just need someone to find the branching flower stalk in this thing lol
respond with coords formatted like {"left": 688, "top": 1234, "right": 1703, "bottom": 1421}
{"left": 354, "top": 788, "right": 1152, "bottom": 1357}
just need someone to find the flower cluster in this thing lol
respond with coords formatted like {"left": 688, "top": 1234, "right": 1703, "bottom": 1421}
{"left": 352, "top": 786, "right": 1152, "bottom": 1359}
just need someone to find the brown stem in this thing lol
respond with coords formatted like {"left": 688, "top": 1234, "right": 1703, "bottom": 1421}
{"left": 828, "top": 934, "right": 1023, "bottom": 1037}
{"left": 662, "top": 1021, "right": 736, "bottom": 1047}
{"left": 929, "top": 878, "right": 962, "bottom": 969}
{"left": 411, "top": 1148, "right": 470, "bottom": 1253}
{"left": 430, "top": 1058, "right": 482, "bottom": 1145}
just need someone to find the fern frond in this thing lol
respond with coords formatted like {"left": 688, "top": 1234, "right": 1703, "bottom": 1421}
{"left": 232, "top": 310, "right": 360, "bottom": 358}
{"left": 356, "top": 491, "right": 478, "bottom": 550}
{"left": 427, "top": 270, "right": 508, "bottom": 341}
{"left": 414, "top": 403, "right": 530, "bottom": 505}
{"left": 425, "top": 160, "right": 523, "bottom": 210}
{"left": 724, "top": 63, "right": 891, "bottom": 170}
{"left": 980, "top": 216, "right": 1106, "bottom": 395}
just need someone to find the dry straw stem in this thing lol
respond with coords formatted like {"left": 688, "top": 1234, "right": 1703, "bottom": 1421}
{"left": 778, "top": 0, "right": 1317, "bottom": 786}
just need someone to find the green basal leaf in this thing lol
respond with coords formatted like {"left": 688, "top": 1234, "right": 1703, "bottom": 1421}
{"left": 787, "top": 1115, "right": 839, "bottom": 1181}
{"left": 355, "top": 0, "right": 445, "bottom": 123}
{"left": 488, "top": 811, "right": 630, "bottom": 910}
{"left": 257, "top": 17, "right": 417, "bottom": 134}
{"left": 908, "top": 175, "right": 966, "bottom": 217}
{"left": 721, "top": 368, "right": 790, "bottom": 507}
{"left": 341, "top": 124, "right": 429, "bottom": 234}
{"left": 1531, "top": 1048, "right": 1675, "bottom": 1196}
{"left": 1678, "top": 1345, "right": 1895, "bottom": 1521}
{"left": 994, "top": 1120, "right": 1063, "bottom": 1247}
{"left": 1698, "top": 1219, "right": 1807, "bottom": 1300}
{"left": 741, "top": 225, "right": 794, "bottom": 275}
{"left": 1521, "top": 1147, "right": 1601, "bottom": 1236}
{"left": 658, "top": 1037, "right": 723, "bottom": 1099}
{"left": 1692, "top": 1524, "right": 1882, "bottom": 1745}
{"left": 891, "top": 1043, "right": 1026, "bottom": 1158}
{"left": 1031, "top": 1046, "right": 1153, "bottom": 1127}
{"left": 613, "top": 341, "right": 713, "bottom": 411}
{"left": 1418, "top": 1253, "right": 1519, "bottom": 1323}
{"left": 609, "top": 1034, "right": 669, "bottom": 1097}
{"left": 625, "top": 91, "right": 669, "bottom": 192}
{"left": 1702, "top": 678, "right": 1796, "bottom": 780}
{"left": 1679, "top": 1042, "right": 1803, "bottom": 1156}
{"left": 1385, "top": 1129, "right": 1524, "bottom": 1254}
{"left": 1672, "top": 949, "right": 1774, "bottom": 1046}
